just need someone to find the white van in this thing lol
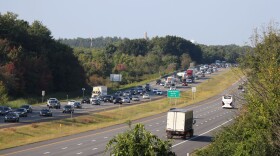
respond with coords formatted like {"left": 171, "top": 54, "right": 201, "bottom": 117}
{"left": 222, "top": 95, "right": 234, "bottom": 109}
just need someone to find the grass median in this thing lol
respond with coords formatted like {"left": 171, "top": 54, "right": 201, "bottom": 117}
{"left": 0, "top": 68, "right": 242, "bottom": 150}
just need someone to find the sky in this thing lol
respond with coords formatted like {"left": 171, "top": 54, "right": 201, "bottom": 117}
{"left": 0, "top": 0, "right": 279, "bottom": 45}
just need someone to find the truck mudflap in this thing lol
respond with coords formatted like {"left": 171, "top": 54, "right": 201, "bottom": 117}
{"left": 166, "top": 129, "right": 194, "bottom": 139}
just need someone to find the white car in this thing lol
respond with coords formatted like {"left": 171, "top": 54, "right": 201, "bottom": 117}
{"left": 186, "top": 79, "right": 193, "bottom": 83}
{"left": 122, "top": 97, "right": 130, "bottom": 103}
{"left": 156, "top": 90, "right": 163, "bottom": 95}
{"left": 68, "top": 100, "right": 76, "bottom": 106}
{"left": 160, "top": 82, "right": 165, "bottom": 86}
{"left": 132, "top": 96, "right": 140, "bottom": 101}
{"left": 152, "top": 88, "right": 158, "bottom": 93}
{"left": 143, "top": 94, "right": 150, "bottom": 99}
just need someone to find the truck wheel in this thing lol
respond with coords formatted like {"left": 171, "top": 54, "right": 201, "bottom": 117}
{"left": 189, "top": 129, "right": 194, "bottom": 137}
{"left": 182, "top": 134, "right": 187, "bottom": 140}
{"left": 167, "top": 133, "right": 172, "bottom": 139}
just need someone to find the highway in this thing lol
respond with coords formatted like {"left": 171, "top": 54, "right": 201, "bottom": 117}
{"left": 0, "top": 71, "right": 244, "bottom": 156}
{"left": 0, "top": 69, "right": 225, "bottom": 128}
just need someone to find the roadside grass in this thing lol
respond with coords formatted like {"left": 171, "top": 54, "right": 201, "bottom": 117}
{"left": 0, "top": 68, "right": 242, "bottom": 150}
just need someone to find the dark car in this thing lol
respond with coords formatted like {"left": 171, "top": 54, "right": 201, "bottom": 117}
{"left": 4, "top": 112, "right": 19, "bottom": 122}
{"left": 129, "top": 89, "right": 137, "bottom": 95}
{"left": 113, "top": 97, "right": 123, "bottom": 104}
{"left": 20, "top": 104, "right": 33, "bottom": 113}
{"left": 156, "top": 79, "right": 161, "bottom": 85}
{"left": 103, "top": 95, "right": 113, "bottom": 103}
{"left": 0, "top": 106, "right": 12, "bottom": 116}
{"left": 145, "top": 84, "right": 151, "bottom": 91}
{"left": 40, "top": 109, "right": 53, "bottom": 117}
{"left": 91, "top": 99, "right": 101, "bottom": 105}
{"left": 14, "top": 108, "right": 28, "bottom": 117}
{"left": 73, "top": 102, "right": 82, "bottom": 109}
{"left": 81, "top": 97, "right": 90, "bottom": 104}
{"left": 62, "top": 105, "right": 74, "bottom": 113}
{"left": 115, "top": 91, "right": 123, "bottom": 96}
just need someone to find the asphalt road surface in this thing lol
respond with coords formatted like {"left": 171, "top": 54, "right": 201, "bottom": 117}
{"left": 0, "top": 70, "right": 245, "bottom": 156}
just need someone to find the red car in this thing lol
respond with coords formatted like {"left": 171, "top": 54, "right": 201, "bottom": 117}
{"left": 182, "top": 82, "right": 188, "bottom": 86}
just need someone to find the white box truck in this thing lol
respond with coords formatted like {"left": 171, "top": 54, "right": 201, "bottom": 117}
{"left": 90, "top": 86, "right": 107, "bottom": 103}
{"left": 166, "top": 109, "right": 195, "bottom": 139}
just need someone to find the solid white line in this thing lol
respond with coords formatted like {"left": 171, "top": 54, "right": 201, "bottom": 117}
{"left": 172, "top": 119, "right": 233, "bottom": 148}
{"left": 92, "top": 148, "right": 98, "bottom": 150}
{"left": 104, "top": 137, "right": 108, "bottom": 139}
{"left": 77, "top": 143, "right": 83, "bottom": 145}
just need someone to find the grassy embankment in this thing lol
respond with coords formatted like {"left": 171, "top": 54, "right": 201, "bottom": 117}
{"left": 0, "top": 68, "right": 242, "bottom": 150}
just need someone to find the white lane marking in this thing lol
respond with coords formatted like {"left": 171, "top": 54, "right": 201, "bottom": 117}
{"left": 156, "top": 123, "right": 159, "bottom": 124}
{"left": 205, "top": 121, "right": 207, "bottom": 123}
{"left": 62, "top": 147, "right": 68, "bottom": 149}
{"left": 156, "top": 130, "right": 159, "bottom": 131}
{"left": 77, "top": 143, "right": 83, "bottom": 145}
{"left": 172, "top": 119, "right": 233, "bottom": 148}
{"left": 104, "top": 137, "right": 108, "bottom": 139}
{"left": 196, "top": 125, "right": 199, "bottom": 127}
{"left": 92, "top": 139, "right": 96, "bottom": 142}
{"left": 149, "top": 125, "right": 152, "bottom": 126}
{"left": 43, "top": 152, "right": 50, "bottom": 154}
{"left": 77, "top": 152, "right": 82, "bottom": 155}
{"left": 162, "top": 121, "right": 165, "bottom": 122}
{"left": 209, "top": 119, "right": 211, "bottom": 121}
{"left": 92, "top": 148, "right": 98, "bottom": 150}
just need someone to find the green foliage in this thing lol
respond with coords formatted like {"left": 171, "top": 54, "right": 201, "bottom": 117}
{"left": 197, "top": 23, "right": 280, "bottom": 156}
{"left": 0, "top": 81, "right": 8, "bottom": 104}
{"left": 105, "top": 123, "right": 175, "bottom": 156}
{"left": 0, "top": 12, "right": 86, "bottom": 96}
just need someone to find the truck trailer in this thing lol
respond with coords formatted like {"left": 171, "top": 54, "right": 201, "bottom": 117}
{"left": 166, "top": 109, "right": 195, "bottom": 139}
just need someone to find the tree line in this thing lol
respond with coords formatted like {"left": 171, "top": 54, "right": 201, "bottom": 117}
{"left": 0, "top": 12, "right": 248, "bottom": 100}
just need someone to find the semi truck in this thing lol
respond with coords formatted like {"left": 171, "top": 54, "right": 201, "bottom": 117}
{"left": 90, "top": 86, "right": 107, "bottom": 103}
{"left": 164, "top": 76, "right": 175, "bottom": 88}
{"left": 166, "top": 109, "right": 195, "bottom": 139}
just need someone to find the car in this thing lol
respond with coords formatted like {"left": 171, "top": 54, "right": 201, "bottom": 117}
{"left": 160, "top": 82, "right": 165, "bottom": 86}
{"left": 145, "top": 84, "right": 151, "bottom": 91}
{"left": 137, "top": 88, "right": 144, "bottom": 95}
{"left": 4, "top": 112, "right": 19, "bottom": 122}
{"left": 129, "top": 89, "right": 137, "bottom": 95}
{"left": 20, "top": 104, "right": 33, "bottom": 113}
{"left": 103, "top": 95, "right": 114, "bottom": 103}
{"left": 169, "top": 86, "right": 176, "bottom": 90}
{"left": 152, "top": 88, "right": 158, "bottom": 93}
{"left": 73, "top": 102, "right": 82, "bottom": 109}
{"left": 143, "top": 94, "right": 150, "bottom": 99}
{"left": 0, "top": 106, "right": 12, "bottom": 116}
{"left": 238, "top": 85, "right": 243, "bottom": 90}
{"left": 156, "top": 90, "right": 163, "bottom": 95}
{"left": 115, "top": 91, "right": 123, "bottom": 96}
{"left": 182, "top": 82, "right": 188, "bottom": 86}
{"left": 91, "top": 99, "right": 101, "bottom": 105}
{"left": 113, "top": 97, "right": 123, "bottom": 104}
{"left": 131, "top": 96, "right": 140, "bottom": 101}
{"left": 40, "top": 109, "right": 53, "bottom": 117}
{"left": 123, "top": 91, "right": 131, "bottom": 96}
{"left": 122, "top": 97, "right": 131, "bottom": 103}
{"left": 62, "top": 105, "right": 74, "bottom": 113}
{"left": 186, "top": 79, "right": 193, "bottom": 83}
{"left": 47, "top": 98, "right": 61, "bottom": 109}
{"left": 81, "top": 97, "right": 90, "bottom": 104}
{"left": 68, "top": 100, "right": 76, "bottom": 106}
{"left": 14, "top": 108, "right": 28, "bottom": 117}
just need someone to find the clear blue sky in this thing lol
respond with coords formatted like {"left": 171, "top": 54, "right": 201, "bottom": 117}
{"left": 0, "top": 0, "right": 279, "bottom": 45}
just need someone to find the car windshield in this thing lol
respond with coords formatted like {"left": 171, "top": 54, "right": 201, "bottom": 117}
{"left": 17, "top": 108, "right": 25, "bottom": 112}
{"left": 7, "top": 113, "right": 16, "bottom": 116}
{"left": 65, "top": 105, "right": 72, "bottom": 108}
{"left": 41, "top": 109, "right": 49, "bottom": 111}
{"left": 4, "top": 107, "right": 11, "bottom": 111}
{"left": 224, "top": 96, "right": 232, "bottom": 99}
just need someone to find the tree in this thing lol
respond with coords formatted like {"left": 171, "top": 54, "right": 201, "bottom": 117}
{"left": 105, "top": 123, "right": 176, "bottom": 156}
{"left": 0, "top": 81, "right": 8, "bottom": 104}
{"left": 197, "top": 23, "right": 280, "bottom": 156}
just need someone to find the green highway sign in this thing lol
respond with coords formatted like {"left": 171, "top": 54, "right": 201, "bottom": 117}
{"left": 167, "top": 90, "right": 180, "bottom": 98}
